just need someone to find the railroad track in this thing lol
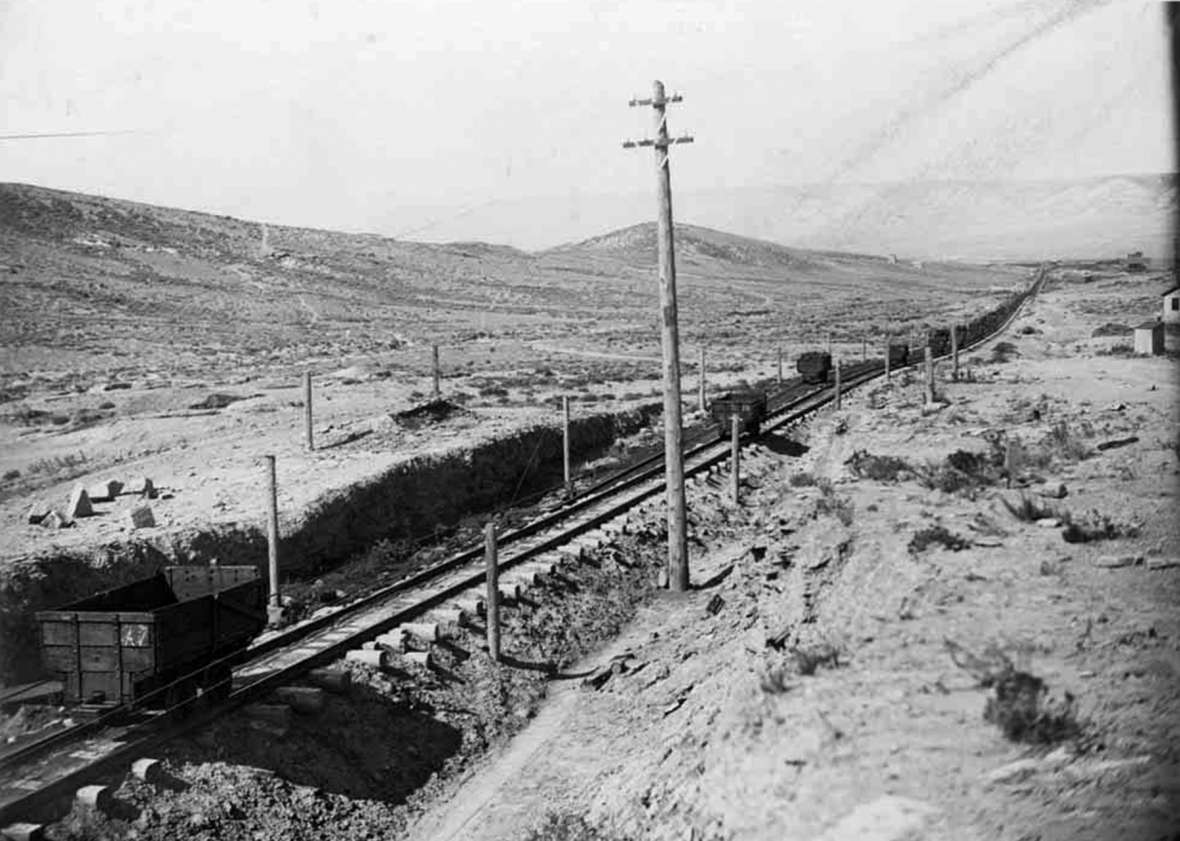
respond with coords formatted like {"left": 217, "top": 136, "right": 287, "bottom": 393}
{"left": 0, "top": 269, "right": 1044, "bottom": 827}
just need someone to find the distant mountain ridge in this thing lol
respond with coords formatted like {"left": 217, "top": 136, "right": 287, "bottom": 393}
{"left": 380, "top": 174, "right": 1175, "bottom": 262}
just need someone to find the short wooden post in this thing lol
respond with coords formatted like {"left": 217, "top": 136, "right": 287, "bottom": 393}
{"left": 698, "top": 346, "right": 706, "bottom": 413}
{"left": 826, "top": 331, "right": 832, "bottom": 355}
{"left": 431, "top": 345, "right": 441, "bottom": 399}
{"left": 834, "top": 358, "right": 842, "bottom": 410}
{"left": 862, "top": 336, "right": 867, "bottom": 361}
{"left": 951, "top": 323, "right": 959, "bottom": 381}
{"left": 730, "top": 414, "right": 740, "bottom": 503}
{"left": 884, "top": 340, "right": 891, "bottom": 381}
{"left": 303, "top": 371, "right": 314, "bottom": 451}
{"left": 562, "top": 395, "right": 572, "bottom": 497}
{"left": 264, "top": 455, "right": 283, "bottom": 626}
{"left": 776, "top": 347, "right": 783, "bottom": 385}
{"left": 1004, "top": 439, "right": 1016, "bottom": 489}
{"left": 484, "top": 523, "right": 500, "bottom": 661}
{"left": 924, "top": 345, "right": 934, "bottom": 406}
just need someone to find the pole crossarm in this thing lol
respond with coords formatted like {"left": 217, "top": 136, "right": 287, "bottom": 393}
{"left": 622, "top": 135, "right": 694, "bottom": 149}
{"left": 628, "top": 93, "right": 683, "bottom": 107}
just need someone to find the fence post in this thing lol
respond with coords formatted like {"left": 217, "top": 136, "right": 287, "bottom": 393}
{"left": 264, "top": 455, "right": 284, "bottom": 627}
{"left": 834, "top": 358, "right": 842, "bottom": 410}
{"left": 862, "top": 336, "right": 867, "bottom": 361}
{"left": 698, "top": 346, "right": 706, "bottom": 413}
{"left": 303, "top": 371, "right": 314, "bottom": 451}
{"left": 730, "top": 414, "right": 740, "bottom": 504}
{"left": 432, "top": 345, "right": 441, "bottom": 399}
{"left": 951, "top": 323, "right": 959, "bottom": 381}
{"left": 776, "top": 347, "right": 783, "bottom": 385}
{"left": 826, "top": 331, "right": 832, "bottom": 355}
{"left": 562, "top": 395, "right": 572, "bottom": 497}
{"left": 884, "top": 340, "right": 891, "bottom": 381}
{"left": 485, "top": 522, "right": 500, "bottom": 661}
{"left": 924, "top": 345, "right": 934, "bottom": 407}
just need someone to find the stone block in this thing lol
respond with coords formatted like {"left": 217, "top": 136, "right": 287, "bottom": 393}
{"left": 345, "top": 648, "right": 388, "bottom": 668}
{"left": 87, "top": 480, "right": 123, "bottom": 502}
{"left": 131, "top": 757, "right": 164, "bottom": 785}
{"left": 1, "top": 823, "right": 45, "bottom": 841}
{"left": 127, "top": 477, "right": 156, "bottom": 498}
{"left": 40, "top": 510, "right": 72, "bottom": 529}
{"left": 126, "top": 505, "right": 156, "bottom": 529}
{"left": 25, "top": 504, "right": 50, "bottom": 525}
{"left": 74, "top": 785, "right": 112, "bottom": 814}
{"left": 66, "top": 485, "right": 93, "bottom": 518}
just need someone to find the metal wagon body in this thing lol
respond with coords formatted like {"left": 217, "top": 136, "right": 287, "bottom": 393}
{"left": 710, "top": 390, "right": 768, "bottom": 438}
{"left": 795, "top": 351, "right": 832, "bottom": 384}
{"left": 887, "top": 343, "right": 909, "bottom": 368}
{"left": 36, "top": 566, "right": 265, "bottom": 710}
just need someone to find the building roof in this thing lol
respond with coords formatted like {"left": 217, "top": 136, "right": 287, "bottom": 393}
{"left": 1163, "top": 285, "right": 1180, "bottom": 297}
{"left": 1136, "top": 320, "right": 1162, "bottom": 330}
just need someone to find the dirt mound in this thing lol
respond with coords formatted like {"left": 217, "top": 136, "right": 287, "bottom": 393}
{"left": 394, "top": 399, "right": 467, "bottom": 429}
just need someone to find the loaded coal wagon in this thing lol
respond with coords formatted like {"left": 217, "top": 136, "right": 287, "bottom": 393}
{"left": 795, "top": 351, "right": 832, "bottom": 385}
{"left": 710, "top": 390, "right": 768, "bottom": 438}
{"left": 887, "top": 343, "right": 909, "bottom": 368}
{"left": 36, "top": 566, "right": 265, "bottom": 711}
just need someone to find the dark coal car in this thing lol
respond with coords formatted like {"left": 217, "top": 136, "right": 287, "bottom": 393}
{"left": 710, "top": 390, "right": 768, "bottom": 438}
{"left": 795, "top": 351, "right": 832, "bottom": 384}
{"left": 887, "top": 343, "right": 909, "bottom": 368}
{"left": 37, "top": 565, "right": 266, "bottom": 711}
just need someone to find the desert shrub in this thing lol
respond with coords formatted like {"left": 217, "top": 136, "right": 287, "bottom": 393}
{"left": 1060, "top": 509, "right": 1140, "bottom": 543}
{"left": 479, "top": 385, "right": 510, "bottom": 398}
{"left": 985, "top": 670, "right": 1080, "bottom": 744}
{"left": 2, "top": 468, "right": 19, "bottom": 481}
{"left": 1019, "top": 325, "right": 1041, "bottom": 335}
{"left": 524, "top": 812, "right": 624, "bottom": 841}
{"left": 845, "top": 450, "right": 911, "bottom": 482}
{"left": 789, "top": 472, "right": 816, "bottom": 487}
{"left": 1040, "top": 420, "right": 1091, "bottom": 463}
{"left": 1091, "top": 322, "right": 1132, "bottom": 337}
{"left": 815, "top": 485, "right": 854, "bottom": 527}
{"left": 908, "top": 524, "right": 970, "bottom": 553}
{"left": 1097, "top": 343, "right": 1135, "bottom": 357}
{"left": 990, "top": 341, "right": 1019, "bottom": 363}
{"left": 790, "top": 641, "right": 844, "bottom": 675}
{"left": 1000, "top": 493, "right": 1060, "bottom": 523}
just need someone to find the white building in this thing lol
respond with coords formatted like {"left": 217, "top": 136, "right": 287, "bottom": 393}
{"left": 1133, "top": 321, "right": 1164, "bottom": 355}
{"left": 1163, "top": 285, "right": 1180, "bottom": 324}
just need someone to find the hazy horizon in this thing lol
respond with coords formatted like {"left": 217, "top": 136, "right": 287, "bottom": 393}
{"left": 1, "top": 0, "right": 1172, "bottom": 254}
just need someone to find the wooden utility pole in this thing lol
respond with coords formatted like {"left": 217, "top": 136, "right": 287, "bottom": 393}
{"left": 431, "top": 345, "right": 441, "bottom": 399}
{"left": 862, "top": 337, "right": 867, "bottom": 361}
{"left": 264, "top": 455, "right": 283, "bottom": 627}
{"left": 826, "top": 331, "right": 832, "bottom": 355}
{"left": 303, "top": 371, "right": 314, "bottom": 451}
{"left": 776, "top": 347, "right": 783, "bottom": 385}
{"left": 624, "top": 80, "right": 694, "bottom": 592}
{"left": 484, "top": 523, "right": 500, "bottom": 661}
{"left": 950, "top": 323, "right": 959, "bottom": 381}
{"left": 884, "top": 340, "right": 891, "bottom": 381}
{"left": 697, "top": 346, "right": 706, "bottom": 413}
{"left": 834, "top": 358, "right": 842, "bottom": 410}
{"left": 730, "top": 414, "right": 741, "bottom": 503}
{"left": 924, "top": 344, "right": 935, "bottom": 406}
{"left": 562, "top": 395, "right": 572, "bottom": 497}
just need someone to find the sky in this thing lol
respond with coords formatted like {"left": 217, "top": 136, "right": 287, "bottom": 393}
{"left": 0, "top": 0, "right": 1173, "bottom": 244}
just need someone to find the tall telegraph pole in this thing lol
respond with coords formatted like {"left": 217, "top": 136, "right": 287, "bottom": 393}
{"left": 624, "top": 80, "right": 694, "bottom": 591}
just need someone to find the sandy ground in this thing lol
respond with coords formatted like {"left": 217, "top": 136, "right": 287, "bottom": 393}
{"left": 396, "top": 274, "right": 1180, "bottom": 841}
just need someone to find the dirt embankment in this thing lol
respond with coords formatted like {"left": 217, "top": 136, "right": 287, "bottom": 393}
{"left": 0, "top": 403, "right": 659, "bottom": 685}
{"left": 396, "top": 275, "right": 1179, "bottom": 841}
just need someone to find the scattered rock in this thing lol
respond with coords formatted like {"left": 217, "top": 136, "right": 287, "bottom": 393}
{"left": 1096, "top": 436, "right": 1138, "bottom": 452}
{"left": 127, "top": 477, "right": 156, "bottom": 498}
{"left": 1147, "top": 557, "right": 1180, "bottom": 570}
{"left": 1038, "top": 483, "right": 1068, "bottom": 499}
{"left": 40, "top": 510, "right": 72, "bottom": 529}
{"left": 66, "top": 485, "right": 93, "bottom": 519}
{"left": 126, "top": 505, "right": 156, "bottom": 529}
{"left": 1093, "top": 555, "right": 1139, "bottom": 569}
{"left": 86, "top": 479, "right": 123, "bottom": 501}
{"left": 1035, "top": 517, "right": 1061, "bottom": 528}
{"left": 705, "top": 594, "right": 724, "bottom": 616}
{"left": 25, "top": 503, "right": 51, "bottom": 525}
